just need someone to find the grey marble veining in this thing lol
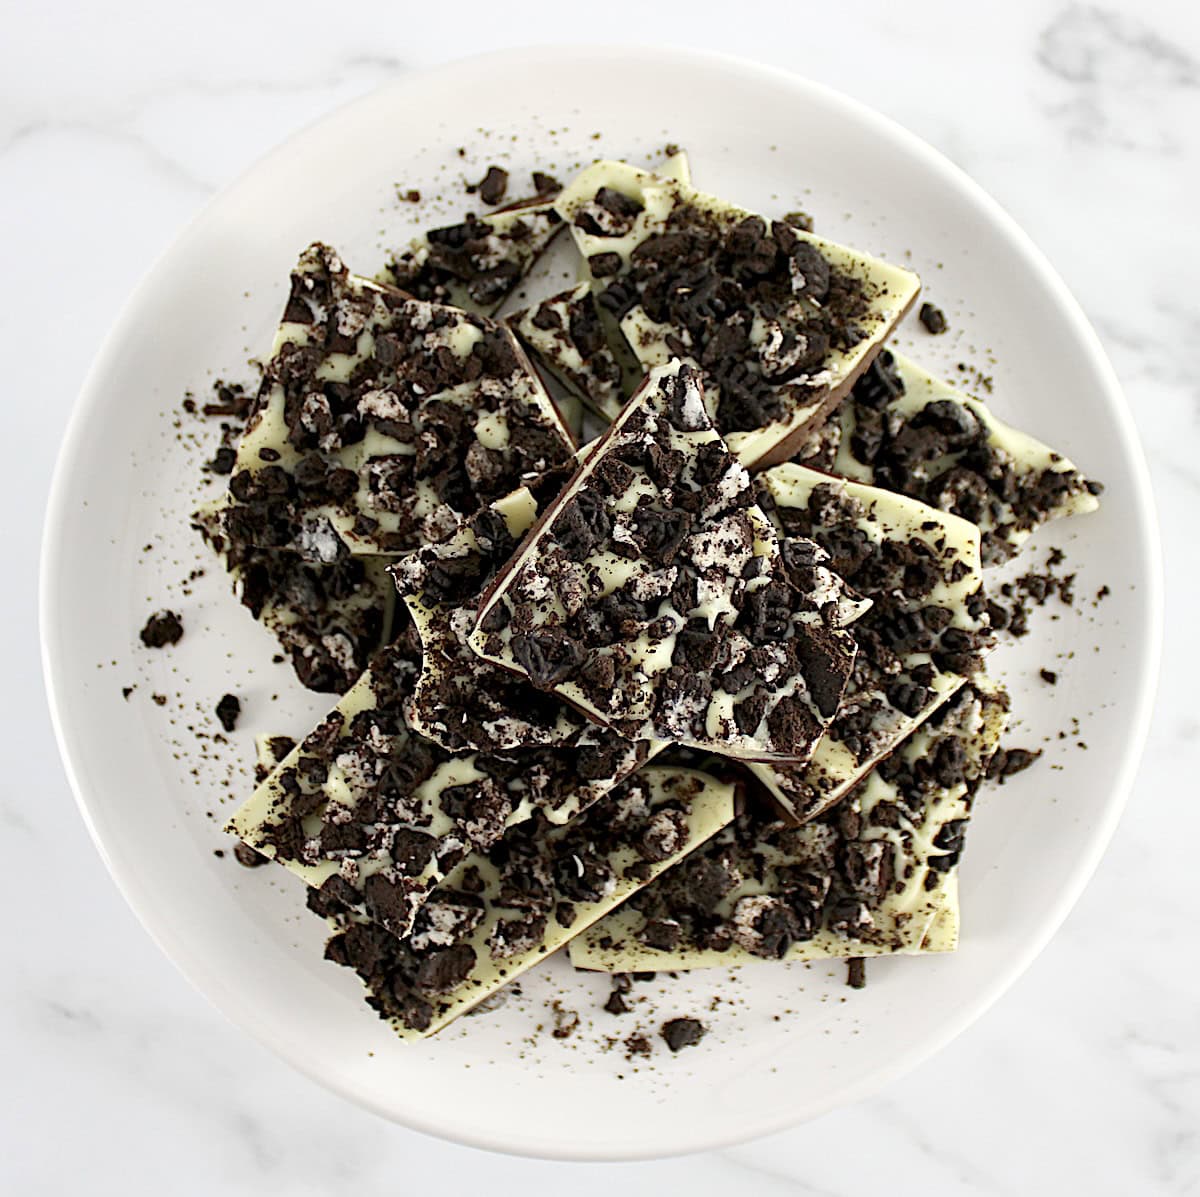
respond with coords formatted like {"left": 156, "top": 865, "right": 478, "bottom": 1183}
{"left": 5, "top": 1, "right": 1198, "bottom": 1193}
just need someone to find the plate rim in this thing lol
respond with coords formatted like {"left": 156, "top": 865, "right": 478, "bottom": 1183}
{"left": 39, "top": 43, "right": 1164, "bottom": 1161}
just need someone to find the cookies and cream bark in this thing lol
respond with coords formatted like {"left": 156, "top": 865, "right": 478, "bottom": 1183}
{"left": 389, "top": 459, "right": 657, "bottom": 758}
{"left": 569, "top": 680, "right": 1008, "bottom": 972}
{"left": 227, "top": 634, "right": 650, "bottom": 939}
{"left": 373, "top": 151, "right": 691, "bottom": 317}
{"left": 553, "top": 162, "right": 920, "bottom": 469}
{"left": 506, "top": 283, "right": 625, "bottom": 421}
{"left": 800, "top": 351, "right": 1100, "bottom": 565}
{"left": 193, "top": 500, "right": 396, "bottom": 693}
{"left": 225, "top": 243, "right": 574, "bottom": 561}
{"left": 749, "top": 464, "right": 993, "bottom": 822}
{"left": 377, "top": 192, "right": 564, "bottom": 315}
{"left": 470, "top": 360, "right": 867, "bottom": 762}
{"left": 309, "top": 766, "right": 736, "bottom": 1038}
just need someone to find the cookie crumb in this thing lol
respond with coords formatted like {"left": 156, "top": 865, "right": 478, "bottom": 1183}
{"left": 1039, "top": 668, "right": 1058, "bottom": 685}
{"left": 624, "top": 1034, "right": 652, "bottom": 1058}
{"left": 846, "top": 958, "right": 867, "bottom": 989}
{"left": 987, "top": 746, "right": 1042, "bottom": 782}
{"left": 661, "top": 1017, "right": 706, "bottom": 1052}
{"left": 233, "top": 841, "right": 268, "bottom": 869}
{"left": 550, "top": 1001, "right": 579, "bottom": 1039}
{"left": 215, "top": 694, "right": 241, "bottom": 732}
{"left": 469, "top": 165, "right": 509, "bottom": 205}
{"left": 919, "top": 302, "right": 948, "bottom": 334}
{"left": 140, "top": 610, "right": 183, "bottom": 648}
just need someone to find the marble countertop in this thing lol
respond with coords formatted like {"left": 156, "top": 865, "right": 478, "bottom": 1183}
{"left": 6, "top": 1, "right": 1198, "bottom": 1192}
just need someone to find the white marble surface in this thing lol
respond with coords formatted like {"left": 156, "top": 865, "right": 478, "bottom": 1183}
{"left": 5, "top": 1, "right": 1198, "bottom": 1191}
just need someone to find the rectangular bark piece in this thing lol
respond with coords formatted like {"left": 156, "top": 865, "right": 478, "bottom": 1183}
{"left": 225, "top": 242, "right": 575, "bottom": 560}
{"left": 749, "top": 464, "right": 993, "bottom": 822}
{"left": 227, "top": 633, "right": 649, "bottom": 940}
{"left": 569, "top": 680, "right": 1008, "bottom": 972}
{"left": 554, "top": 161, "right": 920, "bottom": 468}
{"left": 470, "top": 360, "right": 866, "bottom": 762}
{"left": 312, "top": 766, "right": 736, "bottom": 1038}
{"left": 798, "top": 351, "right": 1100, "bottom": 565}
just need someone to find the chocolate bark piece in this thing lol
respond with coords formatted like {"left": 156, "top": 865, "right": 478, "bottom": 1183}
{"left": 226, "top": 243, "right": 574, "bottom": 561}
{"left": 228, "top": 631, "right": 650, "bottom": 940}
{"left": 194, "top": 500, "right": 396, "bottom": 694}
{"left": 799, "top": 351, "right": 1099, "bottom": 566}
{"left": 507, "top": 283, "right": 625, "bottom": 421}
{"left": 749, "top": 464, "right": 993, "bottom": 822}
{"left": 553, "top": 161, "right": 920, "bottom": 468}
{"left": 570, "top": 680, "right": 1008, "bottom": 972}
{"left": 470, "top": 360, "right": 866, "bottom": 762}
{"left": 377, "top": 192, "right": 564, "bottom": 315}
{"left": 390, "top": 464, "right": 657, "bottom": 763}
{"left": 313, "top": 767, "right": 736, "bottom": 1039}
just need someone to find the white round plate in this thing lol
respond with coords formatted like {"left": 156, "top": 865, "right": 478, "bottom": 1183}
{"left": 42, "top": 47, "right": 1161, "bottom": 1160}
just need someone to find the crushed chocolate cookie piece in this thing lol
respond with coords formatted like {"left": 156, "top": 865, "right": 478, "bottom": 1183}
{"left": 603, "top": 990, "right": 629, "bottom": 1015}
{"left": 987, "top": 746, "right": 1042, "bottom": 782}
{"left": 399, "top": 188, "right": 421, "bottom": 203}
{"left": 919, "top": 303, "right": 948, "bottom": 334}
{"left": 1039, "top": 668, "right": 1058, "bottom": 685}
{"left": 846, "top": 958, "right": 867, "bottom": 989}
{"left": 203, "top": 381, "right": 253, "bottom": 419}
{"left": 206, "top": 445, "right": 237, "bottom": 475}
{"left": 233, "top": 841, "right": 268, "bottom": 869}
{"left": 550, "top": 1001, "right": 579, "bottom": 1039}
{"left": 624, "top": 1034, "right": 652, "bottom": 1058}
{"left": 151, "top": 693, "right": 167, "bottom": 706}
{"left": 532, "top": 170, "right": 561, "bottom": 195}
{"left": 140, "top": 610, "right": 183, "bottom": 648}
{"left": 121, "top": 686, "right": 135, "bottom": 700}
{"left": 474, "top": 165, "right": 509, "bottom": 206}
{"left": 783, "top": 210, "right": 814, "bottom": 231}
{"left": 215, "top": 693, "right": 241, "bottom": 732}
{"left": 661, "top": 1017, "right": 706, "bottom": 1052}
